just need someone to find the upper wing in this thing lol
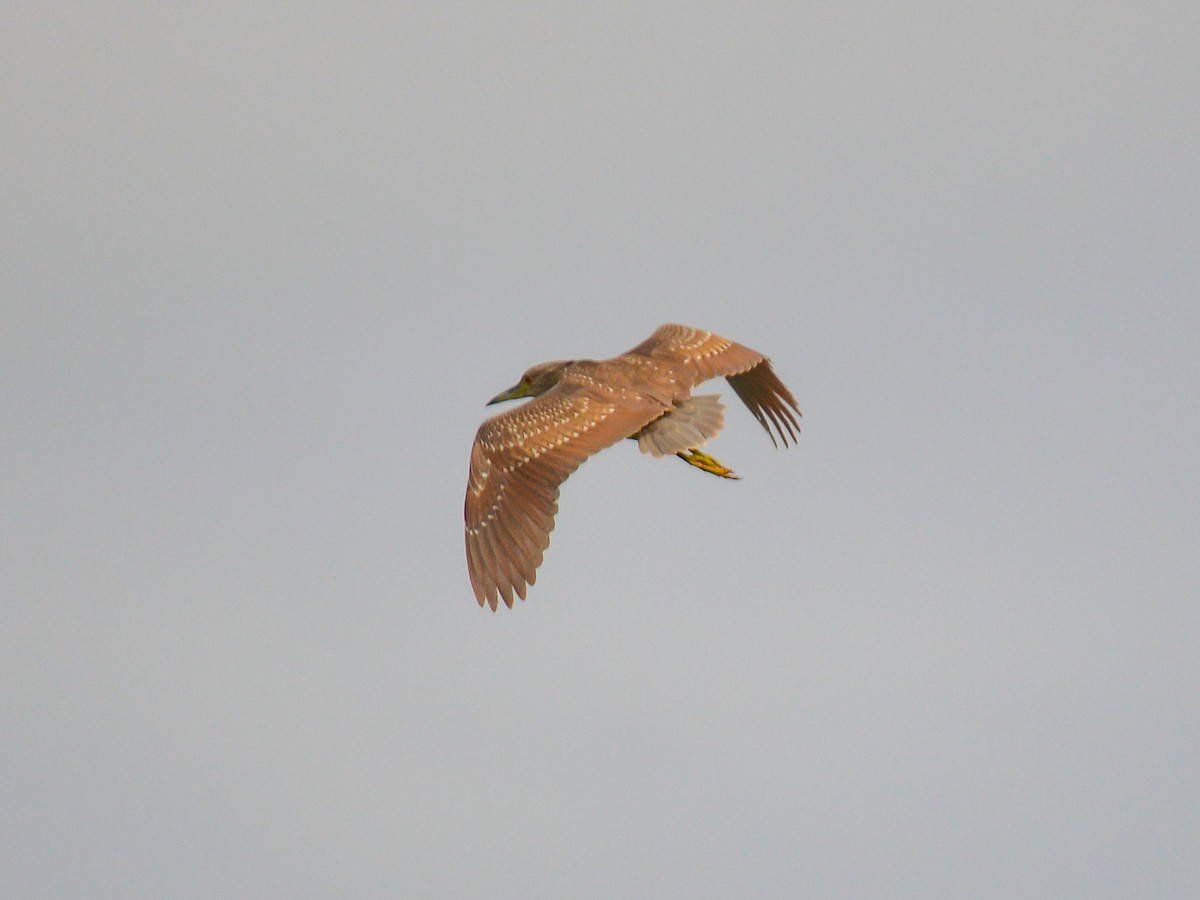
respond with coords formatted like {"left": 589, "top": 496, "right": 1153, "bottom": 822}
{"left": 464, "top": 382, "right": 665, "bottom": 610}
{"left": 627, "top": 323, "right": 802, "bottom": 447}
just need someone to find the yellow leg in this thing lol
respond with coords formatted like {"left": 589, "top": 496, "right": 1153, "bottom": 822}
{"left": 675, "top": 448, "right": 740, "bottom": 479}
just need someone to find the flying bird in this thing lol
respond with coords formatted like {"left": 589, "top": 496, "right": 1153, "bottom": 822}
{"left": 464, "top": 323, "right": 801, "bottom": 610}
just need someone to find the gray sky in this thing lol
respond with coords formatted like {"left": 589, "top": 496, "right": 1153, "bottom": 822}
{"left": 4, "top": 4, "right": 1198, "bottom": 898}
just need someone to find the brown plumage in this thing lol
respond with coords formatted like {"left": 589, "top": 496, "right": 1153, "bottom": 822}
{"left": 464, "top": 323, "right": 801, "bottom": 610}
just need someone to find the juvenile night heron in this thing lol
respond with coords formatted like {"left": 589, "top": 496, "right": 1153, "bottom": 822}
{"left": 465, "top": 323, "right": 801, "bottom": 610}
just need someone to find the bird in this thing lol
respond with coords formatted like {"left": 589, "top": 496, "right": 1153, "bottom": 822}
{"left": 464, "top": 323, "right": 801, "bottom": 610}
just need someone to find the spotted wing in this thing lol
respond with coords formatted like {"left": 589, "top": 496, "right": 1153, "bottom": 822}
{"left": 465, "top": 383, "right": 664, "bottom": 610}
{"left": 627, "top": 323, "right": 802, "bottom": 447}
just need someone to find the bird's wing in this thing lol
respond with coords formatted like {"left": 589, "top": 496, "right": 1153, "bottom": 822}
{"left": 465, "top": 382, "right": 665, "bottom": 610}
{"left": 626, "top": 323, "right": 802, "bottom": 447}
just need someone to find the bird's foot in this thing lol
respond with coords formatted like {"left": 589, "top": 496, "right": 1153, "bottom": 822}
{"left": 676, "top": 448, "right": 740, "bottom": 479}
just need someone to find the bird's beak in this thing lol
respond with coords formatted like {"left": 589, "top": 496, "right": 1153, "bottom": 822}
{"left": 487, "top": 383, "right": 529, "bottom": 405}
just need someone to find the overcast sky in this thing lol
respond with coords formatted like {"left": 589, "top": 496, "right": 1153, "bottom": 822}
{"left": 4, "top": 4, "right": 1198, "bottom": 898}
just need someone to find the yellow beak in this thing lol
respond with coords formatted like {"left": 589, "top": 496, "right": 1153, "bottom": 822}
{"left": 487, "top": 383, "right": 530, "bottom": 405}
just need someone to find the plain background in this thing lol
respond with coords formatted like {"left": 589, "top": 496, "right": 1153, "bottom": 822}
{"left": 4, "top": 4, "right": 1198, "bottom": 898}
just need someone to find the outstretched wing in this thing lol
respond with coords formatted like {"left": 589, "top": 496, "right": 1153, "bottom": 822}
{"left": 627, "top": 323, "right": 802, "bottom": 447}
{"left": 465, "top": 382, "right": 665, "bottom": 610}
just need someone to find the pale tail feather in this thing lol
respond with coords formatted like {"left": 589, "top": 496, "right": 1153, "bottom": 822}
{"left": 636, "top": 394, "right": 726, "bottom": 457}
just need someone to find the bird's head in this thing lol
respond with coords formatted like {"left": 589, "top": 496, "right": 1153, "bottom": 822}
{"left": 487, "top": 360, "right": 573, "bottom": 405}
